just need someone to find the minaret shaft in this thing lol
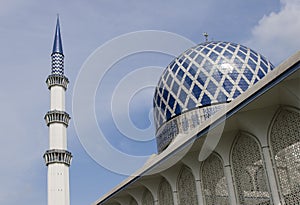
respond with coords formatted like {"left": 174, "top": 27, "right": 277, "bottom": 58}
{"left": 49, "top": 124, "right": 67, "bottom": 149}
{"left": 44, "top": 16, "right": 71, "bottom": 205}
{"left": 50, "top": 87, "right": 66, "bottom": 110}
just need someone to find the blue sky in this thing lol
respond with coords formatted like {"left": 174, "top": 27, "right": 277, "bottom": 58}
{"left": 0, "top": 0, "right": 300, "bottom": 204}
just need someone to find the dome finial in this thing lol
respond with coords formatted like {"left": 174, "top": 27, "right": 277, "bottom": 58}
{"left": 203, "top": 32, "right": 208, "bottom": 42}
{"left": 52, "top": 15, "right": 63, "bottom": 54}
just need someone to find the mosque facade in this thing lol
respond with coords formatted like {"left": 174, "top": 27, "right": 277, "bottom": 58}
{"left": 93, "top": 40, "right": 300, "bottom": 205}
{"left": 43, "top": 17, "right": 300, "bottom": 205}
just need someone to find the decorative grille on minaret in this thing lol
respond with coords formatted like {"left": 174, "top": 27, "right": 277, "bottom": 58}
{"left": 43, "top": 16, "right": 72, "bottom": 205}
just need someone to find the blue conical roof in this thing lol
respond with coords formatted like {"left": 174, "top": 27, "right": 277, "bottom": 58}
{"left": 52, "top": 16, "right": 63, "bottom": 54}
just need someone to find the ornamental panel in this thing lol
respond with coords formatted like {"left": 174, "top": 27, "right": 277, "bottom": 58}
{"left": 270, "top": 109, "right": 300, "bottom": 204}
{"left": 201, "top": 153, "right": 229, "bottom": 205}
{"left": 232, "top": 134, "right": 271, "bottom": 204}
{"left": 177, "top": 166, "right": 198, "bottom": 205}
{"left": 158, "top": 178, "right": 174, "bottom": 205}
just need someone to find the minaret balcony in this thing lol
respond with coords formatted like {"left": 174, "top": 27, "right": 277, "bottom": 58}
{"left": 43, "top": 149, "right": 72, "bottom": 166}
{"left": 45, "top": 110, "right": 70, "bottom": 127}
{"left": 46, "top": 74, "right": 69, "bottom": 90}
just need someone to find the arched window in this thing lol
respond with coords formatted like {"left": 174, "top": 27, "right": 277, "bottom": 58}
{"left": 142, "top": 189, "right": 154, "bottom": 205}
{"left": 269, "top": 108, "right": 300, "bottom": 204}
{"left": 129, "top": 196, "right": 138, "bottom": 205}
{"left": 201, "top": 153, "right": 229, "bottom": 205}
{"left": 158, "top": 178, "right": 174, "bottom": 205}
{"left": 177, "top": 166, "right": 198, "bottom": 205}
{"left": 231, "top": 133, "right": 271, "bottom": 204}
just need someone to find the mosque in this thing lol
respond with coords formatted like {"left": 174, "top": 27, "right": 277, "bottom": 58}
{"left": 44, "top": 18, "right": 300, "bottom": 205}
{"left": 93, "top": 37, "right": 300, "bottom": 204}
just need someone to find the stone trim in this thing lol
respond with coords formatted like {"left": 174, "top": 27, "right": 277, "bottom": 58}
{"left": 46, "top": 74, "right": 69, "bottom": 90}
{"left": 43, "top": 149, "right": 72, "bottom": 166}
{"left": 44, "top": 110, "right": 70, "bottom": 127}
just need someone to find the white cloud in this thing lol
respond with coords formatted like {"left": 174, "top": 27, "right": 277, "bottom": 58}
{"left": 245, "top": 0, "right": 300, "bottom": 65}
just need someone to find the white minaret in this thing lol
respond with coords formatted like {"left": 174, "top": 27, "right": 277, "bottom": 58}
{"left": 43, "top": 16, "right": 72, "bottom": 205}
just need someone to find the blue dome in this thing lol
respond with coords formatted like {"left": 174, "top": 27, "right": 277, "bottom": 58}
{"left": 153, "top": 41, "right": 274, "bottom": 152}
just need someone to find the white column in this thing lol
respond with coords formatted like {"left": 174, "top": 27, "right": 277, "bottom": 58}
{"left": 224, "top": 164, "right": 237, "bottom": 205}
{"left": 262, "top": 146, "right": 281, "bottom": 205}
{"left": 195, "top": 179, "right": 204, "bottom": 205}
{"left": 172, "top": 190, "right": 179, "bottom": 205}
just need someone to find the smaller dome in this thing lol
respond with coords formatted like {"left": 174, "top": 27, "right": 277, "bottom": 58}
{"left": 153, "top": 41, "right": 275, "bottom": 153}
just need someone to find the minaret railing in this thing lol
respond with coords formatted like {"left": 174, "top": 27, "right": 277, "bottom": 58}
{"left": 44, "top": 110, "right": 70, "bottom": 127}
{"left": 44, "top": 149, "right": 72, "bottom": 166}
{"left": 46, "top": 74, "right": 69, "bottom": 90}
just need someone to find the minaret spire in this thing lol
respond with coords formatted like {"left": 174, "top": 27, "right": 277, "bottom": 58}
{"left": 44, "top": 17, "right": 72, "bottom": 205}
{"left": 52, "top": 15, "right": 63, "bottom": 54}
{"left": 50, "top": 15, "right": 65, "bottom": 76}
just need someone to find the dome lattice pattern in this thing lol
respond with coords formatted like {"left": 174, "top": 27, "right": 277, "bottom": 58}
{"left": 153, "top": 41, "right": 274, "bottom": 131}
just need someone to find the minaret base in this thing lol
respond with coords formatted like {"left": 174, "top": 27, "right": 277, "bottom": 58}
{"left": 47, "top": 163, "right": 70, "bottom": 205}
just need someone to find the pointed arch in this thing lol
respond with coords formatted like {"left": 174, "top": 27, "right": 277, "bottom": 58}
{"left": 201, "top": 152, "right": 229, "bottom": 205}
{"left": 177, "top": 165, "right": 198, "bottom": 204}
{"left": 231, "top": 132, "right": 271, "bottom": 204}
{"left": 268, "top": 106, "right": 300, "bottom": 204}
{"left": 129, "top": 196, "right": 138, "bottom": 205}
{"left": 142, "top": 188, "right": 154, "bottom": 205}
{"left": 158, "top": 177, "right": 174, "bottom": 205}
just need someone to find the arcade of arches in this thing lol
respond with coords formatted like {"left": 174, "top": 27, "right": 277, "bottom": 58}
{"left": 105, "top": 106, "right": 300, "bottom": 205}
